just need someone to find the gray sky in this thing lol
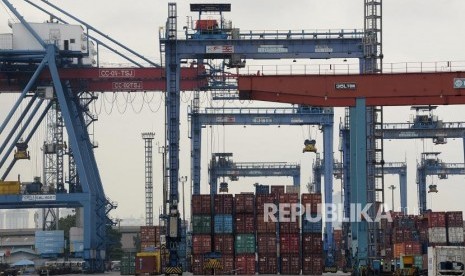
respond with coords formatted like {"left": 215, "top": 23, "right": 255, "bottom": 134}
{"left": 1, "top": 0, "right": 465, "bottom": 225}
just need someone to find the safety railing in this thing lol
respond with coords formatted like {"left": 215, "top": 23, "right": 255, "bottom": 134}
{"left": 382, "top": 122, "right": 465, "bottom": 129}
{"left": 238, "top": 29, "right": 364, "bottom": 40}
{"left": 235, "top": 162, "right": 300, "bottom": 169}
{"left": 239, "top": 61, "right": 465, "bottom": 76}
{"left": 202, "top": 107, "right": 334, "bottom": 115}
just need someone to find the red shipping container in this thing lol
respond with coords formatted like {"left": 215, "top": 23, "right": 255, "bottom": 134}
{"left": 256, "top": 194, "right": 276, "bottom": 214}
{"left": 235, "top": 254, "right": 256, "bottom": 275}
{"left": 279, "top": 193, "right": 299, "bottom": 204}
{"left": 218, "top": 254, "right": 234, "bottom": 275}
{"left": 446, "top": 211, "right": 463, "bottom": 227}
{"left": 214, "top": 234, "right": 234, "bottom": 255}
{"left": 256, "top": 214, "right": 277, "bottom": 233}
{"left": 257, "top": 234, "right": 277, "bottom": 254}
{"left": 427, "top": 212, "right": 446, "bottom": 228}
{"left": 235, "top": 194, "right": 255, "bottom": 213}
{"left": 214, "top": 194, "right": 234, "bottom": 214}
{"left": 302, "top": 254, "right": 323, "bottom": 275}
{"left": 258, "top": 254, "right": 278, "bottom": 274}
{"left": 270, "top": 185, "right": 285, "bottom": 196}
{"left": 192, "top": 254, "right": 205, "bottom": 275}
{"left": 301, "top": 193, "right": 322, "bottom": 213}
{"left": 135, "top": 255, "right": 160, "bottom": 275}
{"left": 404, "top": 241, "right": 421, "bottom": 255}
{"left": 192, "top": 194, "right": 211, "bottom": 214}
{"left": 334, "top": 230, "right": 343, "bottom": 243}
{"left": 235, "top": 213, "right": 255, "bottom": 233}
{"left": 192, "top": 234, "right": 212, "bottom": 254}
{"left": 279, "top": 221, "right": 299, "bottom": 233}
{"left": 393, "top": 243, "right": 405, "bottom": 258}
{"left": 392, "top": 228, "right": 404, "bottom": 243}
{"left": 302, "top": 233, "right": 323, "bottom": 254}
{"left": 280, "top": 233, "right": 300, "bottom": 254}
{"left": 280, "top": 254, "right": 300, "bottom": 275}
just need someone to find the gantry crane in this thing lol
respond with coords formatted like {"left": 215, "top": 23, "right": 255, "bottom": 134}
{"left": 208, "top": 153, "right": 300, "bottom": 194}
{"left": 416, "top": 152, "right": 465, "bottom": 213}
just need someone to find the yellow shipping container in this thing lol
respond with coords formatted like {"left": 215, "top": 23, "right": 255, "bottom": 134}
{"left": 0, "top": 181, "right": 20, "bottom": 195}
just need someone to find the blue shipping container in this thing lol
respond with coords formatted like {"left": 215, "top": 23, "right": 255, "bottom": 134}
{"left": 214, "top": 215, "right": 233, "bottom": 234}
{"left": 255, "top": 185, "right": 270, "bottom": 195}
{"left": 35, "top": 230, "right": 64, "bottom": 237}
{"left": 302, "top": 216, "right": 322, "bottom": 233}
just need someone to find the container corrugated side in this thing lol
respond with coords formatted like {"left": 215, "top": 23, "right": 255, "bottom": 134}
{"left": 235, "top": 234, "right": 255, "bottom": 254}
{"left": 214, "top": 214, "right": 233, "bottom": 234}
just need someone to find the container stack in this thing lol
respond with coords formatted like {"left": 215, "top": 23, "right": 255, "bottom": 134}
{"left": 392, "top": 215, "right": 422, "bottom": 259}
{"left": 333, "top": 229, "right": 345, "bottom": 269}
{"left": 279, "top": 192, "right": 300, "bottom": 275}
{"left": 301, "top": 193, "right": 323, "bottom": 275}
{"left": 213, "top": 194, "right": 234, "bottom": 275}
{"left": 256, "top": 193, "right": 277, "bottom": 274}
{"left": 427, "top": 212, "right": 447, "bottom": 247}
{"left": 35, "top": 230, "right": 65, "bottom": 257}
{"left": 191, "top": 194, "right": 212, "bottom": 275}
{"left": 235, "top": 193, "right": 255, "bottom": 275}
{"left": 120, "top": 252, "right": 136, "bottom": 275}
{"left": 445, "top": 211, "right": 464, "bottom": 246}
{"left": 380, "top": 217, "right": 394, "bottom": 261}
{"left": 69, "top": 227, "right": 84, "bottom": 258}
{"left": 139, "top": 226, "right": 161, "bottom": 252}
{"left": 179, "top": 222, "right": 188, "bottom": 272}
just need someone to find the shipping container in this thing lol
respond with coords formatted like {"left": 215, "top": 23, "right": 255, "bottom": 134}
{"left": 427, "top": 212, "right": 446, "bottom": 228}
{"left": 235, "top": 254, "right": 256, "bottom": 275}
{"left": 281, "top": 253, "right": 300, "bottom": 275}
{"left": 447, "top": 227, "right": 464, "bottom": 245}
{"left": 214, "top": 194, "right": 234, "bottom": 214}
{"left": 256, "top": 194, "right": 276, "bottom": 214}
{"left": 270, "top": 185, "right": 285, "bottom": 196}
{"left": 214, "top": 235, "right": 234, "bottom": 255}
{"left": 0, "top": 181, "right": 20, "bottom": 195}
{"left": 278, "top": 193, "right": 299, "bottom": 204}
{"left": 429, "top": 227, "right": 447, "bottom": 244}
{"left": 302, "top": 216, "right": 322, "bottom": 233}
{"left": 192, "top": 215, "right": 211, "bottom": 234}
{"left": 235, "top": 213, "right": 255, "bottom": 233}
{"left": 135, "top": 252, "right": 161, "bottom": 275}
{"left": 235, "top": 234, "right": 255, "bottom": 254}
{"left": 255, "top": 185, "right": 270, "bottom": 195}
{"left": 258, "top": 254, "right": 278, "bottom": 274}
{"left": 446, "top": 211, "right": 464, "bottom": 227}
{"left": 191, "top": 254, "right": 205, "bottom": 275}
{"left": 218, "top": 254, "right": 234, "bottom": 275}
{"left": 302, "top": 254, "right": 323, "bottom": 275}
{"left": 405, "top": 242, "right": 422, "bottom": 255}
{"left": 0, "top": 34, "right": 13, "bottom": 50}
{"left": 301, "top": 193, "right": 322, "bottom": 213}
{"left": 257, "top": 234, "right": 277, "bottom": 254}
{"left": 256, "top": 214, "right": 277, "bottom": 233}
{"left": 280, "top": 233, "right": 300, "bottom": 254}
{"left": 235, "top": 193, "right": 254, "bottom": 213}
{"left": 302, "top": 233, "right": 323, "bottom": 254}
{"left": 192, "top": 235, "right": 212, "bottom": 254}
{"left": 192, "top": 194, "right": 211, "bottom": 215}
{"left": 214, "top": 214, "right": 233, "bottom": 234}
{"left": 428, "top": 246, "right": 465, "bottom": 276}
{"left": 286, "top": 185, "right": 300, "bottom": 194}
{"left": 280, "top": 221, "right": 300, "bottom": 233}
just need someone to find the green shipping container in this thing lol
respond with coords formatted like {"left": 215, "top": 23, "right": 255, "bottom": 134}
{"left": 235, "top": 234, "right": 255, "bottom": 254}
{"left": 192, "top": 215, "right": 211, "bottom": 234}
{"left": 414, "top": 255, "right": 423, "bottom": 268}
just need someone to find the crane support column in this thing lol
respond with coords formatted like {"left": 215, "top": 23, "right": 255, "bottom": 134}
{"left": 323, "top": 123, "right": 334, "bottom": 261}
{"left": 350, "top": 99, "right": 368, "bottom": 267}
{"left": 399, "top": 172, "right": 407, "bottom": 213}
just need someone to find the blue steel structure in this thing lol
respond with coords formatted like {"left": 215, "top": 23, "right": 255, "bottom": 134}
{"left": 159, "top": 3, "right": 365, "bottom": 269}
{"left": 416, "top": 152, "right": 465, "bottom": 213}
{"left": 208, "top": 153, "right": 300, "bottom": 194}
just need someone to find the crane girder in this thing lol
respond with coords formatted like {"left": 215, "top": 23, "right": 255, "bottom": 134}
{"left": 238, "top": 72, "right": 465, "bottom": 106}
{"left": 0, "top": 67, "right": 207, "bottom": 92}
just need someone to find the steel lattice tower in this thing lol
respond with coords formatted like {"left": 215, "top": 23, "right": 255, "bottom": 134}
{"left": 142, "top": 132, "right": 155, "bottom": 226}
{"left": 364, "top": 0, "right": 384, "bottom": 264}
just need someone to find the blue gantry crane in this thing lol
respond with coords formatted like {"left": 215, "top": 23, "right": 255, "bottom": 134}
{"left": 416, "top": 152, "right": 465, "bottom": 213}
{"left": 208, "top": 153, "right": 300, "bottom": 193}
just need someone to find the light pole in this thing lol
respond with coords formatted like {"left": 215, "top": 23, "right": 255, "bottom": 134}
{"left": 388, "top": 185, "right": 396, "bottom": 211}
{"left": 179, "top": 176, "right": 187, "bottom": 226}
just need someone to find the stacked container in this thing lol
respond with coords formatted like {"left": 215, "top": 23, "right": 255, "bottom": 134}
{"left": 191, "top": 194, "right": 211, "bottom": 275}
{"left": 35, "top": 230, "right": 65, "bottom": 256}
{"left": 120, "top": 252, "right": 136, "bottom": 275}
{"left": 427, "top": 212, "right": 447, "bottom": 246}
{"left": 214, "top": 194, "right": 234, "bottom": 275}
{"left": 256, "top": 194, "right": 278, "bottom": 274}
{"left": 279, "top": 192, "right": 300, "bottom": 275}
{"left": 391, "top": 214, "right": 422, "bottom": 263}
{"left": 445, "top": 211, "right": 464, "bottom": 246}
{"left": 235, "top": 193, "right": 255, "bottom": 275}
{"left": 301, "top": 193, "right": 323, "bottom": 275}
{"left": 140, "top": 226, "right": 162, "bottom": 252}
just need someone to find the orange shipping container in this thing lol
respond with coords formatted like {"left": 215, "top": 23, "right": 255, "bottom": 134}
{"left": 393, "top": 243, "right": 405, "bottom": 258}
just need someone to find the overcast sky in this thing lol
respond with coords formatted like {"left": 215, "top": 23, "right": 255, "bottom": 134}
{"left": 1, "top": 0, "right": 465, "bottom": 225}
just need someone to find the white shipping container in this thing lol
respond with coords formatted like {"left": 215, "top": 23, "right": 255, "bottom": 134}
{"left": 285, "top": 185, "right": 300, "bottom": 194}
{"left": 448, "top": 227, "right": 465, "bottom": 244}
{"left": 428, "top": 246, "right": 465, "bottom": 276}
{"left": 429, "top": 227, "right": 447, "bottom": 244}
{"left": 0, "top": 33, "right": 13, "bottom": 50}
